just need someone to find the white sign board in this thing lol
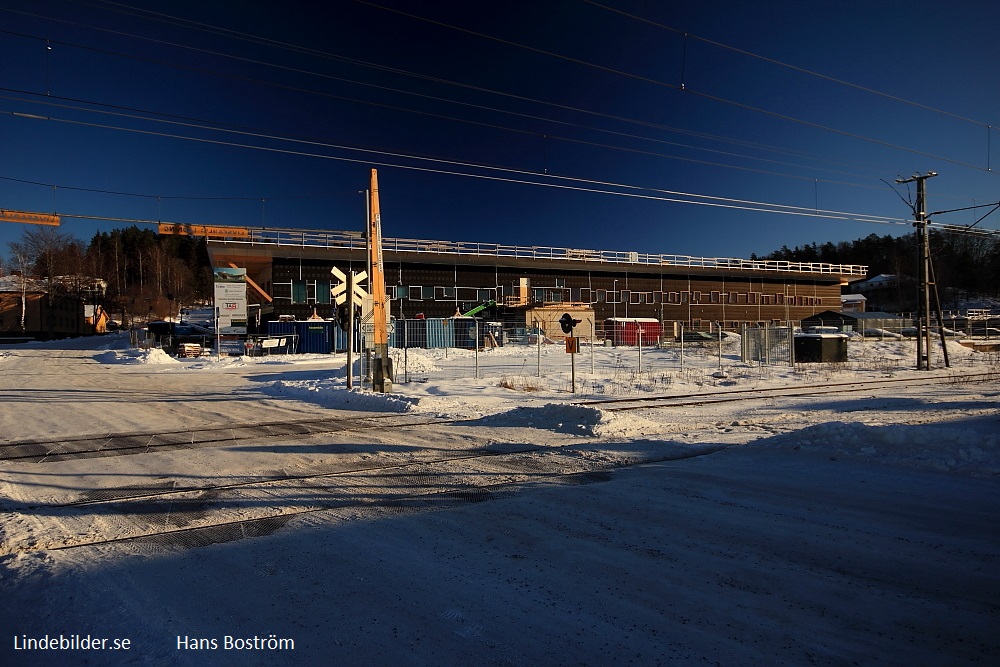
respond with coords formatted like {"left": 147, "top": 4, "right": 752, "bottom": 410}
{"left": 213, "top": 268, "right": 247, "bottom": 335}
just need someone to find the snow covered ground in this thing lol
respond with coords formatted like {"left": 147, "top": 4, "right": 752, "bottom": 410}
{"left": 0, "top": 333, "right": 998, "bottom": 666}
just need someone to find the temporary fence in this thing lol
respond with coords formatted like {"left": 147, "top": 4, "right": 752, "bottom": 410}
{"left": 741, "top": 326, "right": 794, "bottom": 366}
{"left": 359, "top": 317, "right": 743, "bottom": 391}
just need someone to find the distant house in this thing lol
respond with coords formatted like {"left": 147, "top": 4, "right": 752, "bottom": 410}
{"left": 849, "top": 274, "right": 898, "bottom": 292}
{"left": 840, "top": 293, "right": 867, "bottom": 312}
{"left": 846, "top": 274, "right": 909, "bottom": 311}
{"left": 0, "top": 275, "right": 106, "bottom": 340}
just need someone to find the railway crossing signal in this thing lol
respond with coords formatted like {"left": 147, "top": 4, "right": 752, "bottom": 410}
{"left": 331, "top": 267, "right": 368, "bottom": 389}
{"left": 559, "top": 312, "right": 581, "bottom": 334}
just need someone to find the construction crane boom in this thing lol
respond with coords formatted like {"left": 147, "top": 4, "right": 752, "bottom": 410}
{"left": 460, "top": 300, "right": 496, "bottom": 317}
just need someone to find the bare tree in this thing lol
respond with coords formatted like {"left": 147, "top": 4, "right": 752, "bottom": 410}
{"left": 6, "top": 241, "right": 33, "bottom": 333}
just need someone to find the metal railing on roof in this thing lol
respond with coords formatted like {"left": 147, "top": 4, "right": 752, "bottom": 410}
{"left": 211, "top": 227, "right": 867, "bottom": 277}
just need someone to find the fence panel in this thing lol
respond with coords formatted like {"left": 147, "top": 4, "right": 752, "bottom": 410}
{"left": 741, "top": 327, "right": 793, "bottom": 365}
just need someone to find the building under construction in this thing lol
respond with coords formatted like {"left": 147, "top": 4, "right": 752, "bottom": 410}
{"left": 204, "top": 227, "right": 867, "bottom": 340}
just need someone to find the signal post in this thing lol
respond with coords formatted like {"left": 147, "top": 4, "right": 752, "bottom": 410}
{"left": 560, "top": 313, "right": 581, "bottom": 393}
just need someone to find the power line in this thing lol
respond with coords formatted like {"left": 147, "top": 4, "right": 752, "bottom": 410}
{"left": 0, "top": 105, "right": 941, "bottom": 231}
{"left": 580, "top": 0, "right": 995, "bottom": 130}
{"left": 1, "top": 5, "right": 994, "bottom": 229}
{"left": 0, "top": 24, "right": 892, "bottom": 187}
{"left": 356, "top": 1, "right": 998, "bottom": 175}
{"left": 5, "top": 4, "right": 992, "bottom": 179}
{"left": 0, "top": 85, "right": 899, "bottom": 195}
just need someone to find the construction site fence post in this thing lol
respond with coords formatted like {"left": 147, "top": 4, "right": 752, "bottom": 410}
{"left": 536, "top": 319, "right": 541, "bottom": 378}
{"left": 590, "top": 320, "right": 597, "bottom": 375}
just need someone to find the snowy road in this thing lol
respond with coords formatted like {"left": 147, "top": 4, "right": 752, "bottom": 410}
{"left": 1, "top": 336, "right": 998, "bottom": 666}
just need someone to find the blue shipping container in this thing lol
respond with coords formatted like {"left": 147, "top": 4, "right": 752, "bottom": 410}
{"left": 266, "top": 321, "right": 298, "bottom": 353}
{"left": 426, "top": 318, "right": 455, "bottom": 349}
{"left": 296, "top": 321, "right": 332, "bottom": 354}
{"left": 453, "top": 317, "right": 477, "bottom": 349}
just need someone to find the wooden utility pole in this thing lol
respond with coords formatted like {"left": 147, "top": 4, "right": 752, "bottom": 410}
{"left": 896, "top": 172, "right": 937, "bottom": 370}
{"left": 368, "top": 169, "right": 391, "bottom": 391}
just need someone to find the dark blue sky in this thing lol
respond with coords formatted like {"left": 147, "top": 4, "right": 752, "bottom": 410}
{"left": 1, "top": 0, "right": 997, "bottom": 264}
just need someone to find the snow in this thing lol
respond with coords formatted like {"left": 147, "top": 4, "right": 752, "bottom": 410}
{"left": 1, "top": 333, "right": 998, "bottom": 666}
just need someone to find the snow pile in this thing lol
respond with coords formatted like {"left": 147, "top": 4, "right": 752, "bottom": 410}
{"left": 591, "top": 410, "right": 667, "bottom": 439}
{"left": 463, "top": 403, "right": 667, "bottom": 440}
{"left": 95, "top": 348, "right": 180, "bottom": 365}
{"left": 388, "top": 348, "right": 441, "bottom": 372}
{"left": 755, "top": 420, "right": 1000, "bottom": 476}
{"left": 262, "top": 379, "right": 417, "bottom": 412}
{"left": 470, "top": 404, "right": 603, "bottom": 434}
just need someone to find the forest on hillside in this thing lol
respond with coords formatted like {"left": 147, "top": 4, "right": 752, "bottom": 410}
{"left": 3, "top": 226, "right": 213, "bottom": 322}
{"left": 755, "top": 231, "right": 1000, "bottom": 309}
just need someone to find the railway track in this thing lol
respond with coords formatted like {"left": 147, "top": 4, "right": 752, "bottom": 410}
{"left": 5, "top": 370, "right": 993, "bottom": 465}
{"left": 576, "top": 370, "right": 998, "bottom": 411}
{"left": 2, "top": 439, "right": 725, "bottom": 555}
{"left": 3, "top": 371, "right": 994, "bottom": 556}
{"left": 0, "top": 413, "right": 454, "bottom": 463}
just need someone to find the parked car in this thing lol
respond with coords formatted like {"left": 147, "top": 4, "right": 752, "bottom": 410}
{"left": 146, "top": 321, "right": 213, "bottom": 352}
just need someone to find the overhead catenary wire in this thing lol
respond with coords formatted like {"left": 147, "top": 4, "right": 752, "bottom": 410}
{"left": 0, "top": 85, "right": 903, "bottom": 199}
{"left": 355, "top": 1, "right": 998, "bottom": 175}
{"left": 2, "top": 5, "right": 992, "bottom": 178}
{"left": 0, "top": 100, "right": 915, "bottom": 222}
{"left": 0, "top": 3, "right": 994, "bottom": 236}
{"left": 580, "top": 0, "right": 995, "bottom": 130}
{"left": 0, "top": 27, "right": 897, "bottom": 187}
{"left": 9, "top": 105, "right": 992, "bottom": 237}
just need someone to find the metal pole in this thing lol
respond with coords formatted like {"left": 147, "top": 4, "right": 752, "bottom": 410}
{"left": 788, "top": 320, "right": 795, "bottom": 366}
{"left": 571, "top": 336, "right": 576, "bottom": 394}
{"left": 929, "top": 258, "right": 950, "bottom": 368}
{"left": 590, "top": 318, "right": 597, "bottom": 375}
{"left": 474, "top": 319, "right": 479, "bottom": 380}
{"left": 637, "top": 322, "right": 642, "bottom": 374}
{"left": 346, "top": 272, "right": 354, "bottom": 390}
{"left": 896, "top": 172, "right": 937, "bottom": 370}
{"left": 717, "top": 321, "right": 723, "bottom": 372}
{"left": 536, "top": 318, "right": 541, "bottom": 378}
{"left": 764, "top": 325, "right": 770, "bottom": 365}
{"left": 679, "top": 321, "right": 684, "bottom": 370}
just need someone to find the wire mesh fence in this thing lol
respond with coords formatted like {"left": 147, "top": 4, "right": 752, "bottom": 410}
{"left": 372, "top": 334, "right": 743, "bottom": 390}
{"left": 345, "top": 317, "right": 1000, "bottom": 393}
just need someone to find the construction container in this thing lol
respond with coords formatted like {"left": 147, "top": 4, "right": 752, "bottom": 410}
{"left": 425, "top": 318, "right": 455, "bottom": 349}
{"left": 793, "top": 333, "right": 848, "bottom": 363}
{"left": 453, "top": 317, "right": 478, "bottom": 349}
{"left": 296, "top": 321, "right": 333, "bottom": 354}
{"left": 331, "top": 323, "right": 349, "bottom": 352}
{"left": 267, "top": 321, "right": 297, "bottom": 337}
{"left": 265, "top": 321, "right": 297, "bottom": 353}
{"left": 605, "top": 318, "right": 661, "bottom": 346}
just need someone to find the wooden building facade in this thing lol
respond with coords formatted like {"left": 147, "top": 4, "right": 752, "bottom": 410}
{"left": 207, "top": 228, "right": 865, "bottom": 336}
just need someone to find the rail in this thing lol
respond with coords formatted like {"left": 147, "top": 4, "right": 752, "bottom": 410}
{"left": 209, "top": 227, "right": 868, "bottom": 277}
